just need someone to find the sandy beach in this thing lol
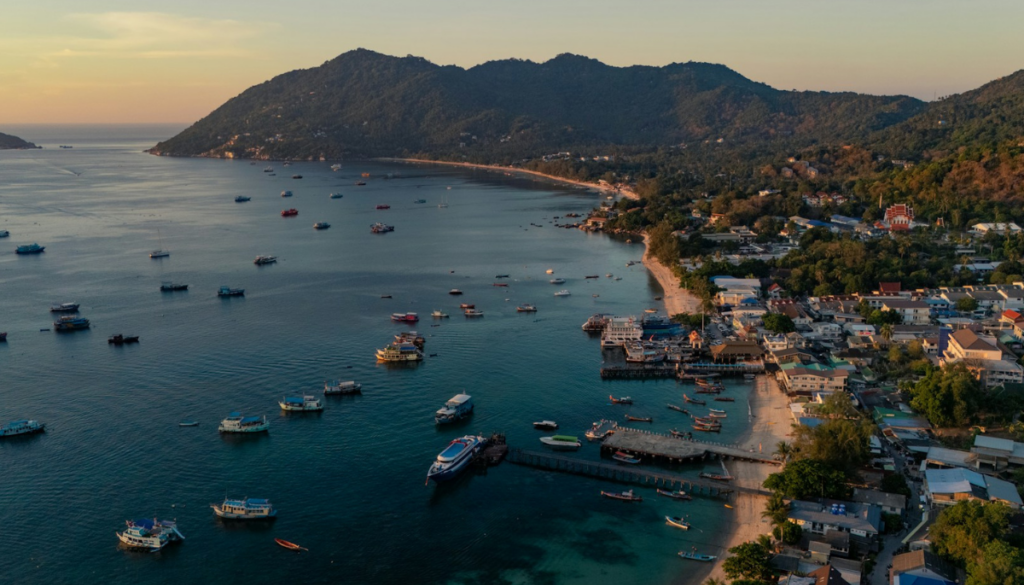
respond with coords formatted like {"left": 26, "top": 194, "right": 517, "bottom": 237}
{"left": 380, "top": 157, "right": 640, "bottom": 200}
{"left": 641, "top": 234, "right": 701, "bottom": 316}
{"left": 696, "top": 374, "right": 793, "bottom": 584}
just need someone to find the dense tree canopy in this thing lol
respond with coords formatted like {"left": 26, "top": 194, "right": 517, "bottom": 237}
{"left": 910, "top": 363, "right": 984, "bottom": 427}
{"left": 763, "top": 458, "right": 852, "bottom": 500}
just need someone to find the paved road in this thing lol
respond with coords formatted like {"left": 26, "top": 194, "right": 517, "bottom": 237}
{"left": 867, "top": 443, "right": 924, "bottom": 585}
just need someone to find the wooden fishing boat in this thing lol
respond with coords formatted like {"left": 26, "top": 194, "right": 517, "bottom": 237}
{"left": 274, "top": 538, "right": 307, "bottom": 551}
{"left": 713, "top": 397, "right": 735, "bottom": 402}
{"left": 678, "top": 551, "right": 716, "bottom": 562}
{"left": 612, "top": 451, "right": 641, "bottom": 464}
{"left": 601, "top": 489, "right": 642, "bottom": 502}
{"left": 665, "top": 516, "right": 691, "bottom": 530}
{"left": 178, "top": 421, "right": 199, "bottom": 427}
{"left": 692, "top": 424, "right": 721, "bottom": 433}
{"left": 694, "top": 387, "right": 722, "bottom": 394}
{"left": 624, "top": 415, "right": 652, "bottom": 423}
{"left": 669, "top": 429, "right": 690, "bottom": 438}
{"left": 667, "top": 404, "right": 688, "bottom": 414}
{"left": 699, "top": 472, "right": 733, "bottom": 481}
{"left": 683, "top": 394, "right": 705, "bottom": 406}
{"left": 609, "top": 395, "right": 633, "bottom": 405}
{"left": 708, "top": 412, "right": 727, "bottom": 418}
{"left": 657, "top": 489, "right": 692, "bottom": 500}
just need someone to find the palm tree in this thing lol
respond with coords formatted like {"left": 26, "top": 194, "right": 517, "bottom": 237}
{"left": 762, "top": 492, "right": 789, "bottom": 526}
{"left": 774, "top": 441, "right": 792, "bottom": 463}
{"left": 880, "top": 323, "right": 894, "bottom": 343}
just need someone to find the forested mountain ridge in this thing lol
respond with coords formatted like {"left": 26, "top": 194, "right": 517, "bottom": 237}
{"left": 149, "top": 49, "right": 926, "bottom": 160}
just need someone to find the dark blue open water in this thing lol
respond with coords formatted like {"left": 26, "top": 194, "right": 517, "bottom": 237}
{"left": 0, "top": 126, "right": 751, "bottom": 584}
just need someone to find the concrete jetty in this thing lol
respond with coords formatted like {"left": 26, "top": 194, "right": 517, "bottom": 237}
{"left": 601, "top": 427, "right": 781, "bottom": 466}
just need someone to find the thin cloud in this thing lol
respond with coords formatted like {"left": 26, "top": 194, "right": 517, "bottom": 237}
{"left": 44, "top": 11, "right": 273, "bottom": 59}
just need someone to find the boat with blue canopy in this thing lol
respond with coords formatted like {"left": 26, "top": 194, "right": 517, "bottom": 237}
{"left": 211, "top": 497, "right": 276, "bottom": 520}
{"left": 426, "top": 435, "right": 488, "bottom": 483}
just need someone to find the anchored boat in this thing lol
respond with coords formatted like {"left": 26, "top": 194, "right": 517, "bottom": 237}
{"left": 539, "top": 435, "right": 582, "bottom": 450}
{"left": 665, "top": 516, "right": 691, "bottom": 530}
{"left": 657, "top": 489, "right": 692, "bottom": 500}
{"left": 218, "top": 286, "right": 245, "bottom": 297}
{"left": 53, "top": 315, "right": 90, "bottom": 332}
{"left": 116, "top": 518, "right": 184, "bottom": 552}
{"left": 612, "top": 451, "right": 641, "bottom": 464}
{"left": 0, "top": 420, "right": 45, "bottom": 437}
{"left": 278, "top": 395, "right": 323, "bottom": 412}
{"left": 324, "top": 380, "right": 361, "bottom": 395}
{"left": 212, "top": 497, "right": 276, "bottom": 520}
{"left": 218, "top": 412, "right": 269, "bottom": 433}
{"left": 678, "top": 551, "right": 716, "bottom": 562}
{"left": 435, "top": 394, "right": 473, "bottom": 424}
{"left": 601, "top": 489, "right": 642, "bottom": 502}
{"left": 532, "top": 420, "right": 558, "bottom": 430}
{"left": 49, "top": 302, "right": 79, "bottom": 313}
{"left": 15, "top": 243, "right": 45, "bottom": 254}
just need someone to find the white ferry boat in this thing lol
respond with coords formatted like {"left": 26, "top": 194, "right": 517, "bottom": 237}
{"left": 279, "top": 395, "right": 323, "bottom": 411}
{"left": 601, "top": 316, "right": 643, "bottom": 348}
{"left": 624, "top": 341, "right": 667, "bottom": 363}
{"left": 376, "top": 343, "right": 423, "bottom": 362}
{"left": 553, "top": 289, "right": 571, "bottom": 297}
{"left": 0, "top": 419, "right": 45, "bottom": 437}
{"left": 435, "top": 394, "right": 473, "bottom": 424}
{"left": 431, "top": 309, "right": 449, "bottom": 318}
{"left": 211, "top": 497, "right": 276, "bottom": 520}
{"left": 218, "top": 412, "right": 269, "bottom": 433}
{"left": 540, "top": 435, "right": 582, "bottom": 450}
{"left": 49, "top": 302, "right": 80, "bottom": 313}
{"left": 324, "top": 380, "right": 362, "bottom": 395}
{"left": 116, "top": 518, "right": 184, "bottom": 552}
{"left": 426, "top": 435, "right": 488, "bottom": 483}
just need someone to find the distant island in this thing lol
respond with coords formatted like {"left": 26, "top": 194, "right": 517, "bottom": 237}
{"left": 0, "top": 131, "right": 39, "bottom": 150}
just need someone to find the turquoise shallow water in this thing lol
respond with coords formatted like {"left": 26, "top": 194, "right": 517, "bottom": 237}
{"left": 0, "top": 126, "right": 752, "bottom": 584}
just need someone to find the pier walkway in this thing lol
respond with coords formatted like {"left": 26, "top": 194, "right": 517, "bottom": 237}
{"left": 600, "top": 365, "right": 677, "bottom": 379}
{"left": 679, "top": 361, "right": 765, "bottom": 376}
{"left": 505, "top": 449, "right": 771, "bottom": 498}
{"left": 601, "top": 427, "right": 782, "bottom": 466}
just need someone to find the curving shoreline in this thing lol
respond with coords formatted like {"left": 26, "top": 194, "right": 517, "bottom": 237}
{"left": 379, "top": 157, "right": 640, "bottom": 200}
{"left": 641, "top": 234, "right": 701, "bottom": 317}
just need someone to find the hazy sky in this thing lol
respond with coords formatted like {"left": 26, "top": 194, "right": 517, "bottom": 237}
{"left": 2, "top": 0, "right": 1022, "bottom": 124}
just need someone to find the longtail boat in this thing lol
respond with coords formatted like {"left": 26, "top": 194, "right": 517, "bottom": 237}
{"left": 683, "top": 394, "right": 705, "bottom": 406}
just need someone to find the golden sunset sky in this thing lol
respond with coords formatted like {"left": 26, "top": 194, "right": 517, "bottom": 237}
{"left": 2, "top": 0, "right": 1023, "bottom": 123}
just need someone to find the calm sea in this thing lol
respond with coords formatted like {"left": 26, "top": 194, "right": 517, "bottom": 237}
{"left": 0, "top": 125, "right": 751, "bottom": 585}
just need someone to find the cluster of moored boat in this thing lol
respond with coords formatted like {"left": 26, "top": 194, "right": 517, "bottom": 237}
{"left": 596, "top": 486, "right": 718, "bottom": 560}
{"left": 377, "top": 330, "right": 425, "bottom": 362}
{"left": 117, "top": 497, "right": 294, "bottom": 553}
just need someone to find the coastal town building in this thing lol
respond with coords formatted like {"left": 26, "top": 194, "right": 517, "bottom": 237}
{"left": 940, "top": 329, "right": 1024, "bottom": 388}
{"left": 971, "top": 435, "right": 1024, "bottom": 470}
{"left": 787, "top": 500, "right": 882, "bottom": 545}
{"left": 880, "top": 300, "right": 931, "bottom": 325}
{"left": 890, "top": 550, "right": 958, "bottom": 585}
{"left": 923, "top": 467, "right": 1023, "bottom": 509}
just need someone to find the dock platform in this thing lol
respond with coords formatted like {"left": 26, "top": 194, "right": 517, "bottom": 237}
{"left": 601, "top": 427, "right": 781, "bottom": 466}
{"left": 600, "top": 365, "right": 677, "bottom": 379}
{"left": 505, "top": 449, "right": 768, "bottom": 498}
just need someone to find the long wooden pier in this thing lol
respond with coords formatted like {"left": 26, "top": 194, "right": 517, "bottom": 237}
{"left": 679, "top": 361, "right": 765, "bottom": 376}
{"left": 600, "top": 364, "right": 677, "bottom": 379}
{"left": 505, "top": 449, "right": 772, "bottom": 497}
{"left": 602, "top": 427, "right": 782, "bottom": 466}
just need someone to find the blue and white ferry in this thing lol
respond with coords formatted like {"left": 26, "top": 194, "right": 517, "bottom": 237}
{"left": 426, "top": 435, "right": 489, "bottom": 483}
{"left": 211, "top": 497, "right": 276, "bottom": 520}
